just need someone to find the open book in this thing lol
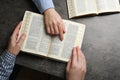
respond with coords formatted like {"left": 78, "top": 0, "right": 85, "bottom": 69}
{"left": 20, "top": 11, "right": 85, "bottom": 62}
{"left": 67, "top": 0, "right": 120, "bottom": 18}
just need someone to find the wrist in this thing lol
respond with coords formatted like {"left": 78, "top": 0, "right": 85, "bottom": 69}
{"left": 44, "top": 8, "right": 55, "bottom": 14}
{"left": 7, "top": 48, "right": 18, "bottom": 56}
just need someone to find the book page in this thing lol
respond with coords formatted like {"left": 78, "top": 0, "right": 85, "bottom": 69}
{"left": 21, "top": 11, "right": 51, "bottom": 56}
{"left": 48, "top": 20, "right": 85, "bottom": 62}
{"left": 95, "top": 0, "right": 107, "bottom": 13}
{"left": 106, "top": 0, "right": 120, "bottom": 11}
{"left": 96, "top": 0, "right": 120, "bottom": 13}
{"left": 75, "top": 0, "right": 97, "bottom": 15}
{"left": 67, "top": 0, "right": 97, "bottom": 18}
{"left": 85, "top": 0, "right": 97, "bottom": 13}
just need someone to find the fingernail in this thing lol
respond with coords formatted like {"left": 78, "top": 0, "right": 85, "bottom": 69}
{"left": 63, "top": 31, "right": 65, "bottom": 33}
{"left": 61, "top": 38, "right": 63, "bottom": 41}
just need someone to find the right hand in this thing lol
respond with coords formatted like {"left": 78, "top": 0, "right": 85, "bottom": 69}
{"left": 66, "top": 47, "right": 86, "bottom": 80}
{"left": 44, "top": 8, "right": 66, "bottom": 41}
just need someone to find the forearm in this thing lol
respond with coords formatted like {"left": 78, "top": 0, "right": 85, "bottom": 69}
{"left": 32, "top": 0, "right": 55, "bottom": 13}
{"left": 0, "top": 50, "right": 16, "bottom": 80}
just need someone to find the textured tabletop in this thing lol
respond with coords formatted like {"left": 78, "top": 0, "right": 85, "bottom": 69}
{"left": 0, "top": 0, "right": 120, "bottom": 80}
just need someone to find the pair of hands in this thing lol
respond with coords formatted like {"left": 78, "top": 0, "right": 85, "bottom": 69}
{"left": 7, "top": 22, "right": 86, "bottom": 80}
{"left": 7, "top": 9, "right": 86, "bottom": 80}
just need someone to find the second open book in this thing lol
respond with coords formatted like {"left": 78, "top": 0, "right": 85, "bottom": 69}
{"left": 20, "top": 11, "right": 85, "bottom": 62}
{"left": 67, "top": 0, "right": 120, "bottom": 18}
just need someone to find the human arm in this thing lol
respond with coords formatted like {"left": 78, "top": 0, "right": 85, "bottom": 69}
{"left": 66, "top": 47, "right": 86, "bottom": 80}
{"left": 0, "top": 22, "right": 26, "bottom": 80}
{"left": 32, "top": 0, "right": 66, "bottom": 41}
{"left": 0, "top": 50, "right": 16, "bottom": 80}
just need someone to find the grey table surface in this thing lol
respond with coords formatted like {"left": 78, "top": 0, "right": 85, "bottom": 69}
{"left": 0, "top": 0, "right": 120, "bottom": 80}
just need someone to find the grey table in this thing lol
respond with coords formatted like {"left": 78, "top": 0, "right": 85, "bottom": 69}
{"left": 0, "top": 0, "right": 120, "bottom": 80}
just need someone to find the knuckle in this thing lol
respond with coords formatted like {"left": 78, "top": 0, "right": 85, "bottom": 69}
{"left": 81, "top": 68, "right": 86, "bottom": 73}
{"left": 56, "top": 31, "right": 59, "bottom": 34}
{"left": 53, "top": 21, "right": 57, "bottom": 25}
{"left": 59, "top": 27, "right": 62, "bottom": 31}
{"left": 58, "top": 21, "right": 62, "bottom": 26}
{"left": 71, "top": 64, "right": 78, "bottom": 69}
{"left": 47, "top": 31, "right": 50, "bottom": 34}
{"left": 49, "top": 22, "right": 53, "bottom": 26}
{"left": 52, "top": 31, "right": 54, "bottom": 34}
{"left": 54, "top": 30, "right": 59, "bottom": 34}
{"left": 83, "top": 70, "right": 86, "bottom": 74}
{"left": 52, "top": 33, "right": 54, "bottom": 35}
{"left": 57, "top": 21, "right": 60, "bottom": 25}
{"left": 49, "top": 32, "right": 52, "bottom": 35}
{"left": 54, "top": 33, "right": 57, "bottom": 35}
{"left": 78, "top": 66, "right": 82, "bottom": 70}
{"left": 50, "top": 32, "right": 53, "bottom": 35}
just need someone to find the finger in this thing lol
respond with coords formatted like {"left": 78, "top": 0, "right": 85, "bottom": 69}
{"left": 71, "top": 47, "right": 77, "bottom": 66}
{"left": 76, "top": 46, "right": 81, "bottom": 62}
{"left": 62, "top": 22, "right": 66, "bottom": 33}
{"left": 46, "top": 26, "right": 50, "bottom": 34}
{"left": 50, "top": 25, "right": 54, "bottom": 35}
{"left": 76, "top": 47, "right": 84, "bottom": 70}
{"left": 53, "top": 22, "right": 59, "bottom": 34}
{"left": 81, "top": 50, "right": 86, "bottom": 72}
{"left": 81, "top": 50, "right": 84, "bottom": 68}
{"left": 80, "top": 49, "right": 86, "bottom": 65}
{"left": 44, "top": 18, "right": 50, "bottom": 34}
{"left": 66, "top": 59, "right": 71, "bottom": 72}
{"left": 12, "top": 21, "right": 22, "bottom": 37}
{"left": 58, "top": 25, "right": 64, "bottom": 41}
{"left": 17, "top": 33, "right": 26, "bottom": 47}
{"left": 82, "top": 74, "right": 85, "bottom": 80}
{"left": 79, "top": 48, "right": 86, "bottom": 72}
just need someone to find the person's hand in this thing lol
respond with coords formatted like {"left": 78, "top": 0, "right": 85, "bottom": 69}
{"left": 44, "top": 8, "right": 66, "bottom": 41}
{"left": 66, "top": 47, "right": 86, "bottom": 80}
{"left": 7, "top": 21, "right": 26, "bottom": 56}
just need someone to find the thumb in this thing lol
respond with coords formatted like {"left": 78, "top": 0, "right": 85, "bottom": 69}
{"left": 66, "top": 59, "right": 71, "bottom": 72}
{"left": 17, "top": 33, "right": 26, "bottom": 47}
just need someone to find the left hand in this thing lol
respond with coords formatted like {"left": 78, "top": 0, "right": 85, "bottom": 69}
{"left": 7, "top": 21, "right": 26, "bottom": 56}
{"left": 44, "top": 8, "right": 66, "bottom": 41}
